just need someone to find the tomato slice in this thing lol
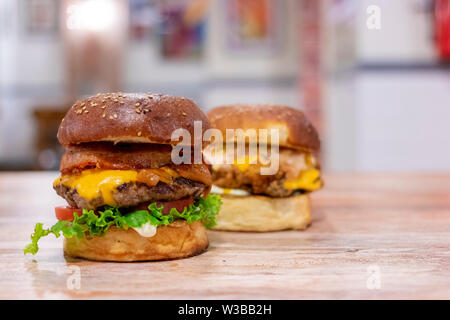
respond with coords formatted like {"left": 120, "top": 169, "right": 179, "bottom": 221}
{"left": 159, "top": 198, "right": 195, "bottom": 214}
{"left": 55, "top": 206, "right": 83, "bottom": 221}
{"left": 54, "top": 198, "right": 195, "bottom": 221}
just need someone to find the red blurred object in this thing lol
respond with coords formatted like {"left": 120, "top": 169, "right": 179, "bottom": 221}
{"left": 435, "top": 0, "right": 450, "bottom": 59}
{"left": 299, "top": 0, "right": 323, "bottom": 134}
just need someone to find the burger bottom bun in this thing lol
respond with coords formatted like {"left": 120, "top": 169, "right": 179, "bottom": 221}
{"left": 212, "top": 194, "right": 311, "bottom": 232}
{"left": 64, "top": 221, "right": 208, "bottom": 262}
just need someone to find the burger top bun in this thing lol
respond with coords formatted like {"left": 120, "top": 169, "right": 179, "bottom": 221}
{"left": 207, "top": 104, "right": 320, "bottom": 151}
{"left": 58, "top": 93, "right": 210, "bottom": 146}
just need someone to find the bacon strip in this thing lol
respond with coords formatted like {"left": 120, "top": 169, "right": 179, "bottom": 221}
{"left": 60, "top": 142, "right": 174, "bottom": 173}
{"left": 60, "top": 142, "right": 211, "bottom": 186}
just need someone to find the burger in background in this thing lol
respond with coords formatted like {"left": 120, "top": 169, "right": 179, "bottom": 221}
{"left": 205, "top": 104, "right": 322, "bottom": 232}
{"left": 24, "top": 93, "right": 221, "bottom": 261}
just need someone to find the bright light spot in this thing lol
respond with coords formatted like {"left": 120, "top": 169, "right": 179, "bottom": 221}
{"left": 66, "top": 0, "right": 117, "bottom": 31}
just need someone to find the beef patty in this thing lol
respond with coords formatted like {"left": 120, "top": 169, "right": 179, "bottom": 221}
{"left": 211, "top": 150, "right": 318, "bottom": 197}
{"left": 54, "top": 177, "right": 208, "bottom": 210}
{"left": 212, "top": 164, "right": 293, "bottom": 197}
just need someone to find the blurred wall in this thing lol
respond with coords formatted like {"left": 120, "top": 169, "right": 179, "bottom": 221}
{"left": 357, "top": 0, "right": 435, "bottom": 64}
{"left": 324, "top": 0, "right": 450, "bottom": 172}
{"left": 0, "top": 0, "right": 300, "bottom": 166}
{"left": 202, "top": 0, "right": 299, "bottom": 109}
{"left": 1, "top": 0, "right": 450, "bottom": 172}
{"left": 0, "top": 0, "right": 64, "bottom": 165}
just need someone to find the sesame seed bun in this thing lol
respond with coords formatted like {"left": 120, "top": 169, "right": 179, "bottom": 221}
{"left": 58, "top": 93, "right": 210, "bottom": 146}
{"left": 63, "top": 221, "right": 208, "bottom": 262}
{"left": 207, "top": 104, "right": 320, "bottom": 151}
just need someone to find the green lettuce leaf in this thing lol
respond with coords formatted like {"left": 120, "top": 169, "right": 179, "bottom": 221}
{"left": 24, "top": 195, "right": 222, "bottom": 255}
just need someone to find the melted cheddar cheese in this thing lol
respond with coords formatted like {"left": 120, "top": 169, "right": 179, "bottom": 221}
{"left": 54, "top": 168, "right": 180, "bottom": 206}
{"left": 232, "top": 153, "right": 322, "bottom": 191}
{"left": 283, "top": 169, "right": 321, "bottom": 191}
{"left": 54, "top": 170, "right": 138, "bottom": 206}
{"left": 234, "top": 155, "right": 259, "bottom": 172}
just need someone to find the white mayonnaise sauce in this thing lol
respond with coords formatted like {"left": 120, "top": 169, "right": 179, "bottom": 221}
{"left": 132, "top": 223, "right": 157, "bottom": 237}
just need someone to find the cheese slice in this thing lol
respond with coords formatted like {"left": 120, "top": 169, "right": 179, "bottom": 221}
{"left": 283, "top": 169, "right": 321, "bottom": 191}
{"left": 234, "top": 155, "right": 259, "bottom": 172}
{"left": 54, "top": 170, "right": 137, "bottom": 206}
{"left": 54, "top": 168, "right": 179, "bottom": 206}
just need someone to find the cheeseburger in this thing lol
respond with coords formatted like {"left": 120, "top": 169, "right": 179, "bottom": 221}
{"left": 206, "top": 104, "right": 321, "bottom": 232}
{"left": 24, "top": 93, "right": 221, "bottom": 261}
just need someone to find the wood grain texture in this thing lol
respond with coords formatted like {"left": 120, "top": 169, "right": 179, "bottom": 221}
{"left": 0, "top": 172, "right": 449, "bottom": 299}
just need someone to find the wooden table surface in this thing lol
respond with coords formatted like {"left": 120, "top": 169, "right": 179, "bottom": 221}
{"left": 0, "top": 172, "right": 449, "bottom": 299}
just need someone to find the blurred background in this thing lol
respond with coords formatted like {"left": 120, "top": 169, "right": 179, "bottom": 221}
{"left": 0, "top": 0, "right": 449, "bottom": 172}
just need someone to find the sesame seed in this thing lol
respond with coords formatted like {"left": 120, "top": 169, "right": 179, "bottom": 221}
{"left": 182, "top": 112, "right": 187, "bottom": 116}
{"left": 84, "top": 110, "right": 89, "bottom": 114}
{"left": 143, "top": 109, "right": 149, "bottom": 114}
{"left": 137, "top": 131, "right": 142, "bottom": 137}
{"left": 102, "top": 114, "right": 106, "bottom": 118}
{"left": 91, "top": 103, "right": 98, "bottom": 107}
{"left": 113, "top": 99, "right": 118, "bottom": 102}
{"left": 109, "top": 116, "right": 113, "bottom": 119}
{"left": 135, "top": 102, "right": 140, "bottom": 107}
{"left": 119, "top": 100, "right": 124, "bottom": 104}
{"left": 101, "top": 105, "right": 106, "bottom": 109}
{"left": 113, "top": 113, "right": 118, "bottom": 119}
{"left": 136, "top": 108, "right": 141, "bottom": 114}
{"left": 80, "top": 103, "right": 86, "bottom": 107}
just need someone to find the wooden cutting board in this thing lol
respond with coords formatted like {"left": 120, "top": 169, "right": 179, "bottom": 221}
{"left": 0, "top": 172, "right": 449, "bottom": 299}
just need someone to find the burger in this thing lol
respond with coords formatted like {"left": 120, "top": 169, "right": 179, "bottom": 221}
{"left": 24, "top": 93, "right": 221, "bottom": 261}
{"left": 205, "top": 104, "right": 321, "bottom": 232}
